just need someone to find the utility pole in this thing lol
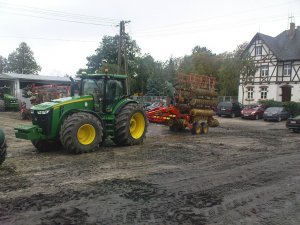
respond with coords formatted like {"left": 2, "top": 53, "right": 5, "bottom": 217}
{"left": 117, "top": 21, "right": 124, "bottom": 75}
{"left": 117, "top": 20, "right": 131, "bottom": 93}
{"left": 117, "top": 20, "right": 130, "bottom": 75}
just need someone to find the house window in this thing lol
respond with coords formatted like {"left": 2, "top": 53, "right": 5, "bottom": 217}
{"left": 261, "top": 65, "right": 269, "bottom": 77}
{"left": 255, "top": 46, "right": 262, "bottom": 55}
{"left": 247, "top": 87, "right": 254, "bottom": 99}
{"left": 283, "top": 64, "right": 292, "bottom": 76}
{"left": 261, "top": 87, "right": 268, "bottom": 99}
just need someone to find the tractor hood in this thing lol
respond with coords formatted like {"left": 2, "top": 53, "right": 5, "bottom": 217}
{"left": 4, "top": 94, "right": 17, "bottom": 100}
{"left": 31, "top": 96, "right": 94, "bottom": 111}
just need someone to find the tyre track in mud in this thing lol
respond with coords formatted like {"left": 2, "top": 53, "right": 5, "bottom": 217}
{"left": 0, "top": 114, "right": 300, "bottom": 224}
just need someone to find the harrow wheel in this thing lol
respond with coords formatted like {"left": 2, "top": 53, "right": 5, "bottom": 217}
{"left": 191, "top": 122, "right": 202, "bottom": 135}
{"left": 202, "top": 122, "right": 209, "bottom": 134}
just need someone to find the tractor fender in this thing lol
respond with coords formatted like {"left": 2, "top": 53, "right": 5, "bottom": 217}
{"left": 112, "top": 99, "right": 139, "bottom": 115}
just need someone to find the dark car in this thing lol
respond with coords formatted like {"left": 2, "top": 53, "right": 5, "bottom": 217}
{"left": 263, "top": 107, "right": 290, "bottom": 122}
{"left": 241, "top": 104, "right": 266, "bottom": 120}
{"left": 216, "top": 102, "right": 243, "bottom": 118}
{"left": 286, "top": 115, "right": 300, "bottom": 133}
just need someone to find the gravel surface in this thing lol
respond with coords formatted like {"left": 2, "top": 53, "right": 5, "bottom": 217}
{"left": 0, "top": 112, "right": 300, "bottom": 225}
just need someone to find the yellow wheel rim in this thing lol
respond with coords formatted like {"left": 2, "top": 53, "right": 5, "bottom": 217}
{"left": 77, "top": 124, "right": 96, "bottom": 145}
{"left": 130, "top": 112, "right": 145, "bottom": 139}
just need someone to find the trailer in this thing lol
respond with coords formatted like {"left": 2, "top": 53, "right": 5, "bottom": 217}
{"left": 146, "top": 73, "right": 219, "bottom": 134}
{"left": 20, "top": 84, "right": 71, "bottom": 119}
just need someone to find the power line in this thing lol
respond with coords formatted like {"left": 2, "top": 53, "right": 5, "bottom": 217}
{"left": 0, "top": 1, "right": 119, "bottom": 26}
{"left": 133, "top": 0, "right": 298, "bottom": 34}
{"left": 0, "top": 35, "right": 100, "bottom": 43}
{"left": 133, "top": 11, "right": 300, "bottom": 38}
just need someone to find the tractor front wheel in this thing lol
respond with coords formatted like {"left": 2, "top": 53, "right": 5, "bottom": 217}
{"left": 31, "top": 140, "right": 62, "bottom": 152}
{"left": 113, "top": 103, "right": 147, "bottom": 146}
{"left": 60, "top": 112, "right": 103, "bottom": 154}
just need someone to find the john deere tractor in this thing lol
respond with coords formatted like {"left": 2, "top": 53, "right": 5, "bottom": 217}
{"left": 14, "top": 73, "right": 148, "bottom": 154}
{"left": 0, "top": 86, "right": 19, "bottom": 111}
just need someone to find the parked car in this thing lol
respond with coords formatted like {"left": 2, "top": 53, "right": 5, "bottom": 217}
{"left": 216, "top": 102, "right": 243, "bottom": 118}
{"left": 263, "top": 107, "right": 290, "bottom": 122}
{"left": 241, "top": 104, "right": 266, "bottom": 120}
{"left": 286, "top": 115, "right": 300, "bottom": 133}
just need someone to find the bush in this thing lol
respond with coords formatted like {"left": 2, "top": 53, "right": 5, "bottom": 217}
{"left": 258, "top": 100, "right": 300, "bottom": 117}
{"left": 282, "top": 101, "right": 300, "bottom": 117}
{"left": 258, "top": 99, "right": 282, "bottom": 108}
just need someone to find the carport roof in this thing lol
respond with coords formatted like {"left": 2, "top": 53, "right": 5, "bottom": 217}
{"left": 0, "top": 73, "right": 71, "bottom": 82}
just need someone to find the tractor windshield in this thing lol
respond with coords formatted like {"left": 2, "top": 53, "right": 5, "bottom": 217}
{"left": 82, "top": 79, "right": 104, "bottom": 100}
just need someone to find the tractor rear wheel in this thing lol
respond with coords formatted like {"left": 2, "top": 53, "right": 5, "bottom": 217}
{"left": 191, "top": 122, "right": 202, "bottom": 135}
{"left": 60, "top": 112, "right": 103, "bottom": 154}
{"left": 31, "top": 140, "right": 62, "bottom": 152}
{"left": 113, "top": 103, "right": 147, "bottom": 146}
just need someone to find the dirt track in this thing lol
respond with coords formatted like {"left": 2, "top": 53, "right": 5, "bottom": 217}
{"left": 1, "top": 112, "right": 300, "bottom": 225}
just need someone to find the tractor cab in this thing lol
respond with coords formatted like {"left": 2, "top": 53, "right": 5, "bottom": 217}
{"left": 79, "top": 74, "right": 127, "bottom": 113}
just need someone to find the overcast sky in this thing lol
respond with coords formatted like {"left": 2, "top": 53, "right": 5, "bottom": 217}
{"left": 0, "top": 0, "right": 299, "bottom": 76}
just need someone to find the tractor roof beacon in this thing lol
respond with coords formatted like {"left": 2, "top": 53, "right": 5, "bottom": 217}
{"left": 14, "top": 73, "right": 148, "bottom": 154}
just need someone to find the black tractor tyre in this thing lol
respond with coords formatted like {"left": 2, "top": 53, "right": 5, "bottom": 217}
{"left": 60, "top": 112, "right": 103, "bottom": 154}
{"left": 31, "top": 140, "right": 62, "bottom": 152}
{"left": 0, "top": 142, "right": 7, "bottom": 165}
{"left": 113, "top": 103, "right": 147, "bottom": 146}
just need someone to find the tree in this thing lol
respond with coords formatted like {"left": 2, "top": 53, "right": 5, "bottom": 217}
{"left": 7, "top": 42, "right": 41, "bottom": 74}
{"left": 81, "top": 34, "right": 140, "bottom": 75}
{"left": 178, "top": 46, "right": 220, "bottom": 76}
{"left": 217, "top": 42, "right": 257, "bottom": 102}
{"left": 0, "top": 56, "right": 7, "bottom": 73}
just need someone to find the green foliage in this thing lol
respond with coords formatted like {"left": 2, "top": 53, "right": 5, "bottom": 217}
{"left": 178, "top": 46, "right": 220, "bottom": 76}
{"left": 217, "top": 42, "right": 257, "bottom": 102}
{"left": 0, "top": 56, "right": 7, "bottom": 73}
{"left": 80, "top": 34, "right": 140, "bottom": 75}
{"left": 7, "top": 42, "right": 41, "bottom": 74}
{"left": 217, "top": 53, "right": 239, "bottom": 96}
{"left": 259, "top": 100, "right": 300, "bottom": 117}
{"left": 282, "top": 101, "right": 300, "bottom": 117}
{"left": 258, "top": 99, "right": 283, "bottom": 108}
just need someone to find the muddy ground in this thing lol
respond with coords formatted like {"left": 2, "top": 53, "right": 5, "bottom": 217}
{"left": 0, "top": 111, "right": 300, "bottom": 225}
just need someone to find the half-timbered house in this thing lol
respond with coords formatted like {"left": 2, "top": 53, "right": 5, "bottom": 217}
{"left": 238, "top": 22, "right": 300, "bottom": 104}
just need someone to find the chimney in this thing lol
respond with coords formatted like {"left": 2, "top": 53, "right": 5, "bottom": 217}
{"left": 288, "top": 22, "right": 296, "bottom": 39}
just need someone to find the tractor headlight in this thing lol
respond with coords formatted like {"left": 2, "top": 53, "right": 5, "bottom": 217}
{"left": 37, "top": 110, "right": 50, "bottom": 115}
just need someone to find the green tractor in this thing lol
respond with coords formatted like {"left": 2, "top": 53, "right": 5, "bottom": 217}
{"left": 14, "top": 73, "right": 148, "bottom": 154}
{"left": 0, "top": 128, "right": 7, "bottom": 165}
{"left": 0, "top": 86, "right": 19, "bottom": 111}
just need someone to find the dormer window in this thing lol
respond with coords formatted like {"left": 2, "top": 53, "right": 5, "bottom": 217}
{"left": 255, "top": 46, "right": 262, "bottom": 55}
{"left": 283, "top": 64, "right": 292, "bottom": 76}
